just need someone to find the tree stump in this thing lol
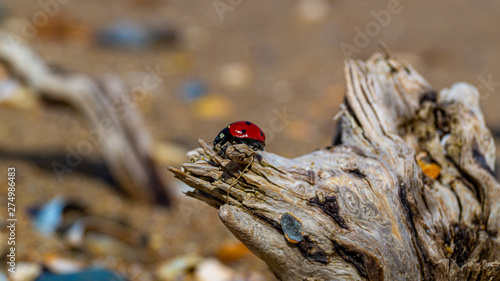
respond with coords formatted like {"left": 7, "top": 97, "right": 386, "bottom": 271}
{"left": 170, "top": 51, "right": 500, "bottom": 280}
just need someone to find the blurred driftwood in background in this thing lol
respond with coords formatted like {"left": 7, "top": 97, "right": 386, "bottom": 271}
{"left": 0, "top": 33, "right": 171, "bottom": 205}
{"left": 171, "top": 52, "right": 500, "bottom": 280}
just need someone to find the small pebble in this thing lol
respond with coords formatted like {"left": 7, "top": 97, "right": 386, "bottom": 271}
{"left": 216, "top": 241, "right": 250, "bottom": 264}
{"left": 219, "top": 62, "right": 252, "bottom": 90}
{"left": 194, "top": 94, "right": 233, "bottom": 120}
{"left": 242, "top": 271, "right": 268, "bottom": 281}
{"left": 65, "top": 217, "right": 146, "bottom": 257}
{"left": 12, "top": 263, "right": 41, "bottom": 281}
{"left": 162, "top": 52, "right": 193, "bottom": 74}
{"left": 85, "top": 233, "right": 138, "bottom": 261}
{"left": 194, "top": 258, "right": 234, "bottom": 281}
{"left": 0, "top": 79, "right": 18, "bottom": 100}
{"left": 0, "top": 80, "right": 38, "bottom": 109}
{"left": 182, "top": 25, "right": 208, "bottom": 51}
{"left": 43, "top": 253, "right": 85, "bottom": 275}
{"left": 156, "top": 255, "right": 204, "bottom": 281}
{"left": 36, "top": 16, "right": 92, "bottom": 45}
{"left": 296, "top": 0, "right": 330, "bottom": 24}
{"left": 66, "top": 219, "right": 86, "bottom": 246}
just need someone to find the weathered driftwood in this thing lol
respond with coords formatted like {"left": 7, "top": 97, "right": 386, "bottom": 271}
{"left": 0, "top": 32, "right": 170, "bottom": 205}
{"left": 170, "top": 51, "right": 500, "bottom": 280}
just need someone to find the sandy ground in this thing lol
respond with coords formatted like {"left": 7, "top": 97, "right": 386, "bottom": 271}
{"left": 1, "top": 0, "right": 500, "bottom": 280}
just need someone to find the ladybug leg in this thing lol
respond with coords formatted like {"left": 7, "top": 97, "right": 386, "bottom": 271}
{"left": 226, "top": 156, "right": 254, "bottom": 204}
{"left": 218, "top": 145, "right": 229, "bottom": 157}
{"left": 245, "top": 139, "right": 265, "bottom": 151}
{"left": 214, "top": 138, "right": 231, "bottom": 156}
{"left": 254, "top": 141, "right": 265, "bottom": 151}
{"left": 217, "top": 136, "right": 237, "bottom": 156}
{"left": 198, "top": 139, "right": 229, "bottom": 163}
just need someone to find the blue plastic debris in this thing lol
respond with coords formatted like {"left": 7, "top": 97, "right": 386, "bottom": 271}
{"left": 97, "top": 21, "right": 151, "bottom": 48}
{"left": 36, "top": 268, "right": 126, "bottom": 281}
{"left": 180, "top": 79, "right": 207, "bottom": 101}
{"left": 33, "top": 197, "right": 66, "bottom": 236}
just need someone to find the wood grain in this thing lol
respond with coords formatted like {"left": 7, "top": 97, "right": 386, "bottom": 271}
{"left": 171, "top": 51, "right": 500, "bottom": 280}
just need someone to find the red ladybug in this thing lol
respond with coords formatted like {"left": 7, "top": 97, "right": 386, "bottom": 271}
{"left": 213, "top": 121, "right": 266, "bottom": 151}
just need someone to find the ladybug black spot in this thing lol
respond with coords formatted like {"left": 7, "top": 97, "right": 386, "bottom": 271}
{"left": 260, "top": 131, "right": 264, "bottom": 136}
{"left": 241, "top": 129, "right": 247, "bottom": 134}
{"left": 245, "top": 121, "right": 251, "bottom": 125}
